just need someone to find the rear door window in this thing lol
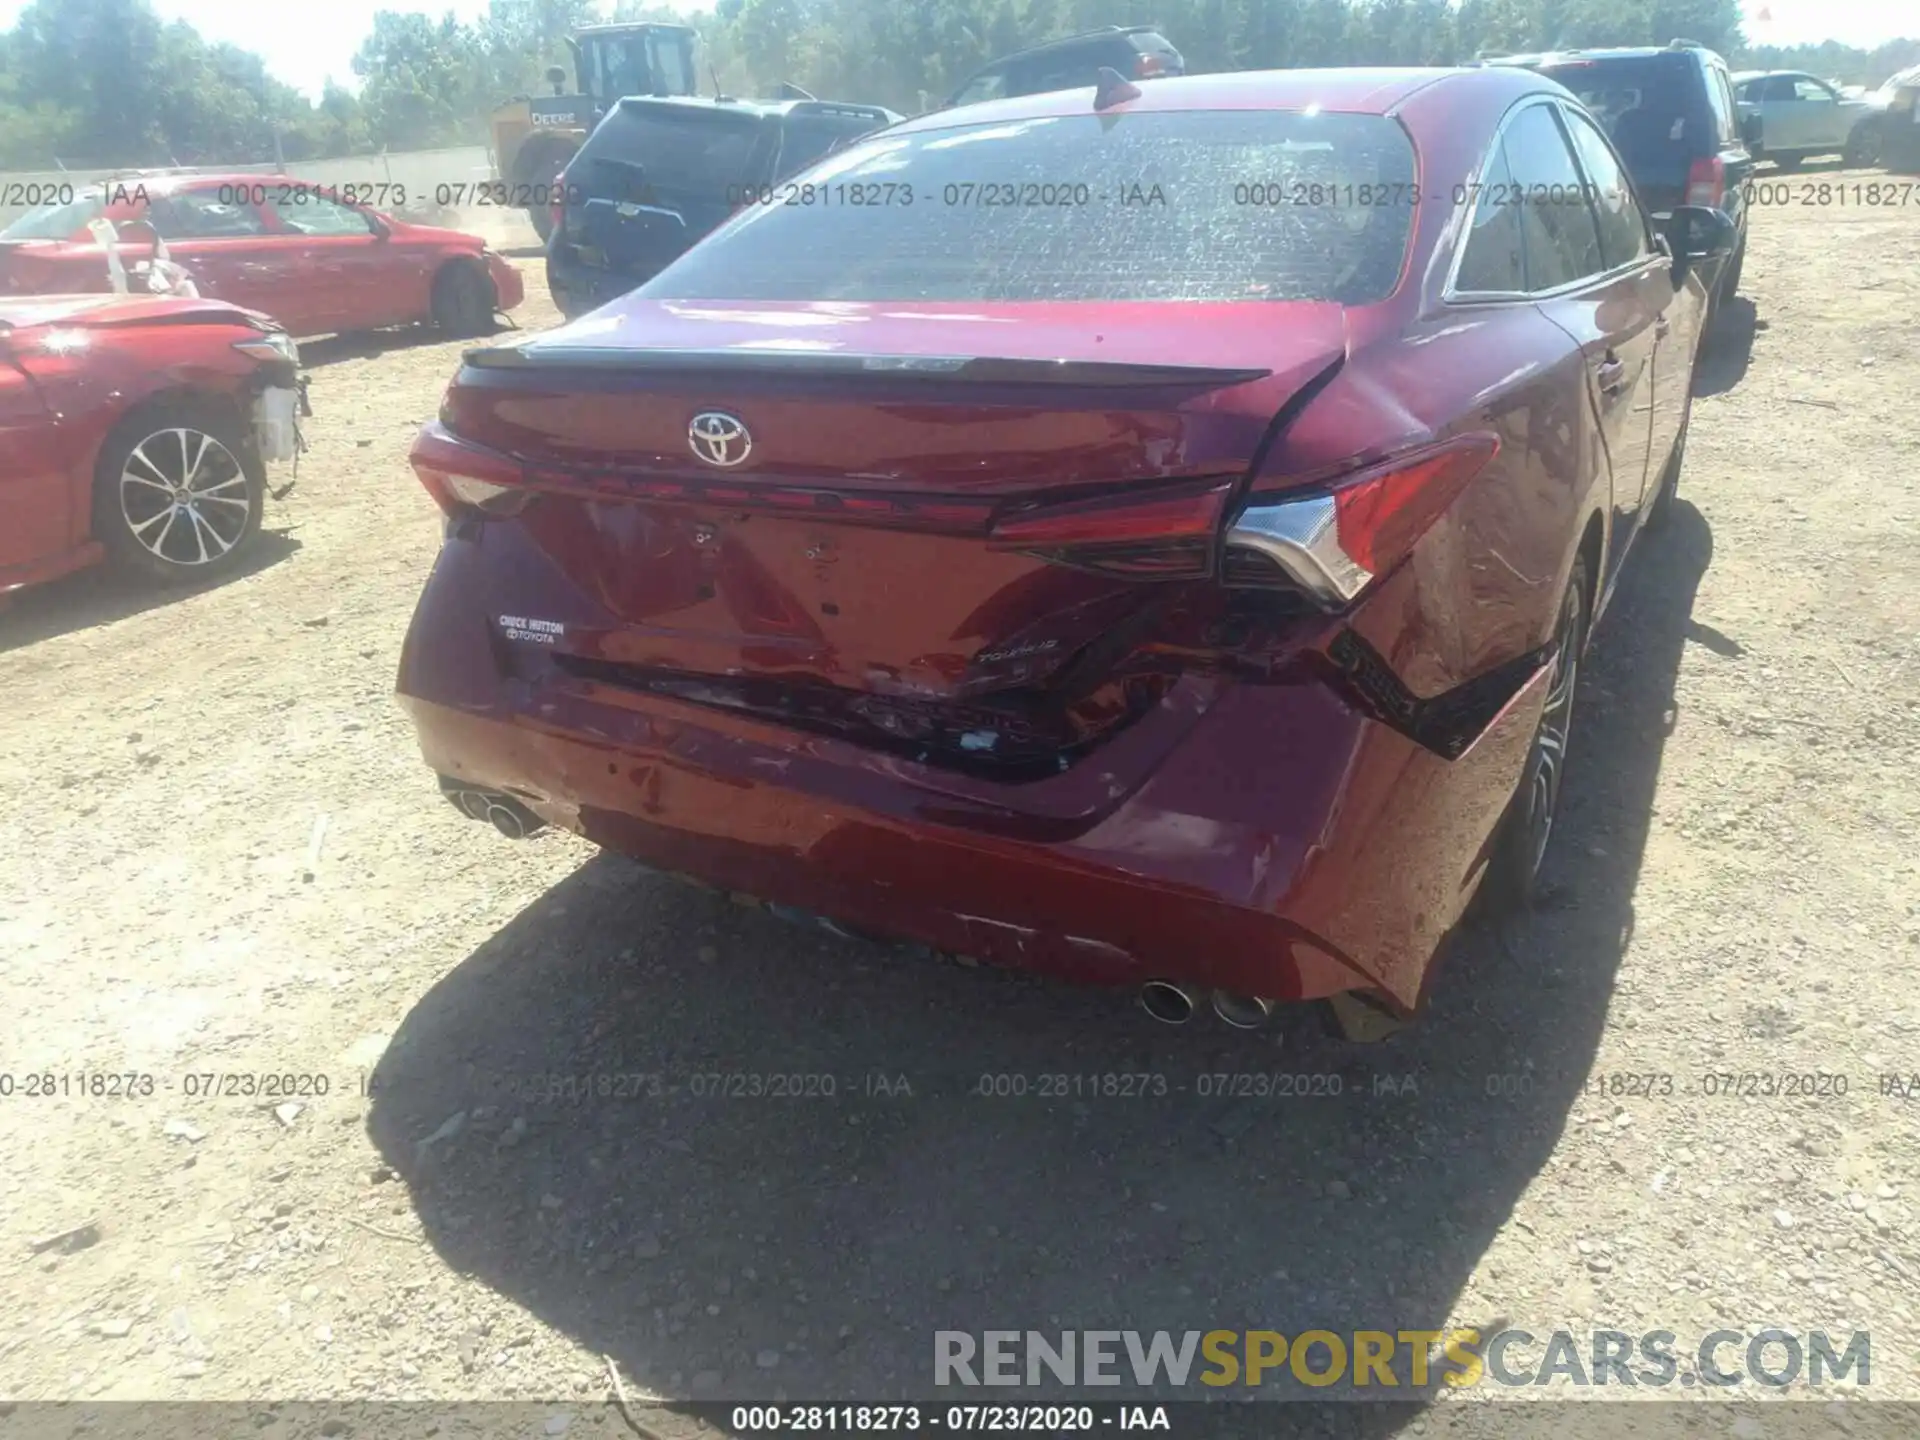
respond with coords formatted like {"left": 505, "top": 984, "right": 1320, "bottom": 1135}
{"left": 641, "top": 109, "right": 1419, "bottom": 305}
{"left": 1501, "top": 103, "right": 1606, "bottom": 290}
{"left": 150, "top": 189, "right": 269, "bottom": 239}
{"left": 1561, "top": 107, "right": 1652, "bottom": 269}
{"left": 1704, "top": 66, "right": 1737, "bottom": 144}
{"left": 272, "top": 194, "right": 374, "bottom": 237}
{"left": 1454, "top": 141, "right": 1526, "bottom": 293}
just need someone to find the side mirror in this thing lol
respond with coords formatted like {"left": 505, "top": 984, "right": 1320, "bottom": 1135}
{"left": 1662, "top": 204, "right": 1736, "bottom": 284}
{"left": 1670, "top": 204, "right": 1737, "bottom": 258}
{"left": 367, "top": 213, "right": 391, "bottom": 241}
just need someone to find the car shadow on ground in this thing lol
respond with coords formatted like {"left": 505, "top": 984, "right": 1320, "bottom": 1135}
{"left": 1694, "top": 297, "right": 1759, "bottom": 397}
{"left": 364, "top": 503, "right": 1714, "bottom": 1426}
{"left": 0, "top": 531, "right": 301, "bottom": 654}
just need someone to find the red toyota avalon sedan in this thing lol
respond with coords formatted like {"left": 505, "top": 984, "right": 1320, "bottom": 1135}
{"left": 1, "top": 292, "right": 306, "bottom": 596}
{"left": 0, "top": 175, "right": 524, "bottom": 339}
{"left": 396, "top": 66, "right": 1732, "bottom": 1028}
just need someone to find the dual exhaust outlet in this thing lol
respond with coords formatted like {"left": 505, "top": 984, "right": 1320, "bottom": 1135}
{"left": 1140, "top": 980, "right": 1276, "bottom": 1029}
{"left": 443, "top": 783, "right": 546, "bottom": 840}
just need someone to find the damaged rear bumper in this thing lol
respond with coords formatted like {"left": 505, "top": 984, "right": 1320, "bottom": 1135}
{"left": 397, "top": 562, "right": 1548, "bottom": 1011}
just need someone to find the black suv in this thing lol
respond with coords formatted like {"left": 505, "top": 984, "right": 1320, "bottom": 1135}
{"left": 1484, "top": 41, "right": 1752, "bottom": 308}
{"left": 942, "top": 26, "right": 1184, "bottom": 109}
{"left": 546, "top": 95, "right": 901, "bottom": 320}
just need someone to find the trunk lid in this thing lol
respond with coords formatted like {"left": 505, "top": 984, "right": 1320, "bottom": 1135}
{"left": 445, "top": 298, "right": 1347, "bottom": 774}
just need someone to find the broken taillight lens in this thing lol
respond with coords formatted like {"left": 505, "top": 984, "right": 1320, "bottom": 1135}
{"left": 987, "top": 477, "right": 1235, "bottom": 580}
{"left": 1223, "top": 435, "right": 1500, "bottom": 606}
{"left": 410, "top": 422, "right": 529, "bottom": 517}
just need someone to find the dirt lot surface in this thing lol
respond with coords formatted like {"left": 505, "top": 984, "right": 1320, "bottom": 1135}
{"left": 2, "top": 185, "right": 1918, "bottom": 1431}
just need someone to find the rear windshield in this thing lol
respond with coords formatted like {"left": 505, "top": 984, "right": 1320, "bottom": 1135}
{"left": 0, "top": 194, "right": 105, "bottom": 242}
{"left": 577, "top": 103, "right": 765, "bottom": 201}
{"left": 1534, "top": 57, "right": 1713, "bottom": 163}
{"left": 638, "top": 110, "right": 1417, "bottom": 305}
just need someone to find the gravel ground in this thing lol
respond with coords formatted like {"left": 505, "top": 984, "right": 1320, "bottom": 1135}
{"left": 1, "top": 184, "right": 1918, "bottom": 1433}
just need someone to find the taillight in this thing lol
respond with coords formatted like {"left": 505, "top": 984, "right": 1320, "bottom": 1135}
{"left": 410, "top": 422, "right": 529, "bottom": 518}
{"left": 987, "top": 476, "right": 1234, "bottom": 579}
{"left": 1223, "top": 435, "right": 1500, "bottom": 606}
{"left": 548, "top": 171, "right": 568, "bottom": 240}
{"left": 1685, "top": 156, "right": 1725, "bottom": 208}
{"left": 1135, "top": 52, "right": 1167, "bottom": 78}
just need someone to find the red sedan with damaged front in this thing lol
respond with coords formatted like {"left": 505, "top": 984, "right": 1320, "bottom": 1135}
{"left": 0, "top": 175, "right": 523, "bottom": 339}
{"left": 2, "top": 292, "right": 305, "bottom": 596}
{"left": 395, "top": 66, "right": 1733, "bottom": 1029}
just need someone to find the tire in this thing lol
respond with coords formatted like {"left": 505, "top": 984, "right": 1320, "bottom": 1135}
{"left": 431, "top": 261, "right": 496, "bottom": 338}
{"left": 1773, "top": 152, "right": 1803, "bottom": 172}
{"left": 1844, "top": 124, "right": 1882, "bottom": 168}
{"left": 1646, "top": 398, "right": 1689, "bottom": 531}
{"left": 1478, "top": 555, "right": 1589, "bottom": 918}
{"left": 529, "top": 204, "right": 555, "bottom": 243}
{"left": 92, "top": 398, "right": 264, "bottom": 586}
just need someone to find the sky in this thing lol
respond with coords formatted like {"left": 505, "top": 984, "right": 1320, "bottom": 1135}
{"left": 0, "top": 0, "right": 1909, "bottom": 101}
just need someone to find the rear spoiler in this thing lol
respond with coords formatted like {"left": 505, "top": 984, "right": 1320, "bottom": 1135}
{"left": 463, "top": 345, "right": 1271, "bottom": 388}
{"left": 785, "top": 100, "right": 899, "bottom": 125}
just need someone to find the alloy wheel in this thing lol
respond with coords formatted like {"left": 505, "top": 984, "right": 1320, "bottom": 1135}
{"left": 118, "top": 427, "right": 251, "bottom": 569}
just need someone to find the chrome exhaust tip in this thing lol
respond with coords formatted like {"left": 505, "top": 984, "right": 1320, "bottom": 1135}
{"left": 1211, "top": 990, "right": 1276, "bottom": 1029}
{"left": 487, "top": 800, "right": 532, "bottom": 839}
{"left": 443, "top": 782, "right": 546, "bottom": 840}
{"left": 1139, "top": 980, "right": 1198, "bottom": 1025}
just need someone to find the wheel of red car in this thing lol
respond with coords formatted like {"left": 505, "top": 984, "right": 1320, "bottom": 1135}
{"left": 92, "top": 399, "right": 264, "bottom": 585}
{"left": 432, "top": 262, "right": 497, "bottom": 338}
{"left": 1480, "top": 555, "right": 1590, "bottom": 917}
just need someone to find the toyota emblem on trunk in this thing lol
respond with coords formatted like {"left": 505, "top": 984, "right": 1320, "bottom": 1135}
{"left": 688, "top": 411, "right": 752, "bottom": 468}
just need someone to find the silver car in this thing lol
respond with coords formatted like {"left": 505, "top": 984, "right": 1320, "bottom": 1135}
{"left": 1733, "top": 69, "right": 1888, "bottom": 166}
{"left": 1882, "top": 64, "right": 1920, "bottom": 173}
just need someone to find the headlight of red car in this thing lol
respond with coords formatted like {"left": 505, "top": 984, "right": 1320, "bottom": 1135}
{"left": 233, "top": 331, "right": 300, "bottom": 364}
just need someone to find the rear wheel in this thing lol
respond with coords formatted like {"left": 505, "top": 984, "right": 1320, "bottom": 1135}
{"left": 431, "top": 261, "right": 496, "bottom": 338}
{"left": 92, "top": 399, "right": 264, "bottom": 585}
{"left": 1844, "top": 123, "right": 1883, "bottom": 167}
{"left": 529, "top": 204, "right": 555, "bottom": 243}
{"left": 1478, "top": 555, "right": 1589, "bottom": 917}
